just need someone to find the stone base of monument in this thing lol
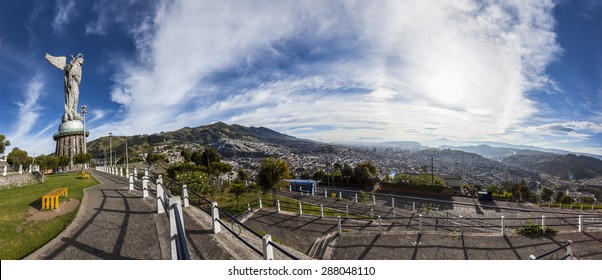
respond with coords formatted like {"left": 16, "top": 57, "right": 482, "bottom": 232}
{"left": 53, "top": 120, "right": 89, "bottom": 165}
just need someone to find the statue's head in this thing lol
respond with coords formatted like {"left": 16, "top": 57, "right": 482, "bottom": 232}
{"left": 70, "top": 53, "right": 84, "bottom": 65}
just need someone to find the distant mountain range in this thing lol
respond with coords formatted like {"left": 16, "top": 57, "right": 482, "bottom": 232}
{"left": 87, "top": 122, "right": 602, "bottom": 181}
{"left": 502, "top": 154, "right": 602, "bottom": 181}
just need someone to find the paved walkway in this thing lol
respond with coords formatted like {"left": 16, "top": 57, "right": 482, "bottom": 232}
{"left": 26, "top": 170, "right": 165, "bottom": 260}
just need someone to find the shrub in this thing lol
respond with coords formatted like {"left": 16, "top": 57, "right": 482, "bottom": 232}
{"left": 515, "top": 221, "right": 557, "bottom": 235}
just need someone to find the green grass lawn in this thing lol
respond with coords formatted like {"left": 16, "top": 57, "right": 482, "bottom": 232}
{"left": 0, "top": 172, "right": 99, "bottom": 259}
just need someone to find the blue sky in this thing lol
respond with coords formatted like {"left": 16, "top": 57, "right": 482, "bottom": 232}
{"left": 1, "top": 0, "right": 601, "bottom": 156}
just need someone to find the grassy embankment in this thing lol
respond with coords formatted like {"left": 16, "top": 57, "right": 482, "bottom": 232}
{"left": 184, "top": 186, "right": 360, "bottom": 217}
{"left": 0, "top": 173, "right": 99, "bottom": 259}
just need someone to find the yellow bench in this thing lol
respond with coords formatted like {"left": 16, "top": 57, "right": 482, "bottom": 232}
{"left": 42, "top": 188, "right": 68, "bottom": 210}
{"left": 82, "top": 171, "right": 90, "bottom": 179}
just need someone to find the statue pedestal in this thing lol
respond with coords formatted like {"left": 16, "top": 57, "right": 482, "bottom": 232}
{"left": 53, "top": 120, "right": 89, "bottom": 166}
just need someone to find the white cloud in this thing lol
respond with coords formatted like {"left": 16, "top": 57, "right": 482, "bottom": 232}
{"left": 52, "top": 0, "right": 77, "bottom": 33}
{"left": 5, "top": 76, "right": 56, "bottom": 156}
{"left": 104, "top": 0, "right": 562, "bottom": 146}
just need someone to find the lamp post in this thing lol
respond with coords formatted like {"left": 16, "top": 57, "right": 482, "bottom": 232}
{"left": 109, "top": 132, "right": 112, "bottom": 169}
{"left": 125, "top": 138, "right": 129, "bottom": 174}
{"left": 80, "top": 105, "right": 88, "bottom": 169}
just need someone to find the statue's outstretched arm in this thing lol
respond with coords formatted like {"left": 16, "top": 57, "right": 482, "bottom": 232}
{"left": 45, "top": 53, "right": 67, "bottom": 70}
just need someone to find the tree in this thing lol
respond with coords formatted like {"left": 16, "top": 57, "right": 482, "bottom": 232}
{"left": 7, "top": 147, "right": 31, "bottom": 166}
{"left": 256, "top": 157, "right": 291, "bottom": 195}
{"left": 209, "top": 161, "right": 233, "bottom": 178}
{"left": 558, "top": 195, "right": 575, "bottom": 204}
{"left": 200, "top": 146, "right": 221, "bottom": 167}
{"left": 486, "top": 185, "right": 500, "bottom": 194}
{"left": 300, "top": 172, "right": 311, "bottom": 180}
{"left": 540, "top": 187, "right": 554, "bottom": 202}
{"left": 341, "top": 163, "right": 354, "bottom": 183}
{"left": 74, "top": 153, "right": 93, "bottom": 166}
{"left": 580, "top": 196, "right": 595, "bottom": 204}
{"left": 312, "top": 170, "right": 326, "bottom": 181}
{"left": 146, "top": 152, "right": 167, "bottom": 164}
{"left": 236, "top": 168, "right": 251, "bottom": 183}
{"left": 333, "top": 162, "right": 342, "bottom": 173}
{"left": 191, "top": 151, "right": 203, "bottom": 166}
{"left": 58, "top": 156, "right": 70, "bottom": 168}
{"left": 229, "top": 183, "right": 248, "bottom": 209}
{"left": 0, "top": 134, "right": 10, "bottom": 154}
{"left": 180, "top": 150, "right": 192, "bottom": 163}
{"left": 176, "top": 171, "right": 212, "bottom": 196}
{"left": 353, "top": 161, "right": 377, "bottom": 184}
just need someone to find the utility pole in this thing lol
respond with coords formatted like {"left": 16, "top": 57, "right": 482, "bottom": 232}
{"left": 125, "top": 138, "right": 129, "bottom": 172}
{"left": 431, "top": 156, "right": 434, "bottom": 185}
{"left": 109, "top": 132, "right": 112, "bottom": 168}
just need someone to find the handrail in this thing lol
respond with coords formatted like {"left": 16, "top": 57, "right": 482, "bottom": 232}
{"left": 215, "top": 205, "right": 264, "bottom": 240}
{"left": 173, "top": 205, "right": 190, "bottom": 260}
{"left": 531, "top": 241, "right": 572, "bottom": 260}
{"left": 215, "top": 218, "right": 264, "bottom": 256}
{"left": 269, "top": 241, "right": 299, "bottom": 260}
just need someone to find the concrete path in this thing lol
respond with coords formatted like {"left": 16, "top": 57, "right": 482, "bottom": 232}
{"left": 26, "top": 170, "right": 166, "bottom": 260}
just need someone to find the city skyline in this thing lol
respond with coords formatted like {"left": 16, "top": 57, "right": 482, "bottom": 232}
{"left": 1, "top": 0, "right": 601, "bottom": 156}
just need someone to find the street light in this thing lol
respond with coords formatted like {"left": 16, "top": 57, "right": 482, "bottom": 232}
{"left": 125, "top": 138, "right": 129, "bottom": 173}
{"left": 109, "top": 132, "right": 112, "bottom": 168}
{"left": 80, "top": 105, "right": 88, "bottom": 169}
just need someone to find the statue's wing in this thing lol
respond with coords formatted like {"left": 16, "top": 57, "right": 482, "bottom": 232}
{"left": 45, "top": 53, "right": 66, "bottom": 70}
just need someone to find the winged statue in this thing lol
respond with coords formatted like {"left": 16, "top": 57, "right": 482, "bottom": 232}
{"left": 45, "top": 53, "right": 84, "bottom": 122}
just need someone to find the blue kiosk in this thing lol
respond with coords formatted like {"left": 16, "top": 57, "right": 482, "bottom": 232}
{"left": 286, "top": 179, "right": 317, "bottom": 195}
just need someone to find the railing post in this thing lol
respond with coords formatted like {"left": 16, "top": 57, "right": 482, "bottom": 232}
{"left": 157, "top": 182, "right": 164, "bottom": 214}
{"left": 277, "top": 200, "right": 281, "bottom": 213}
{"left": 355, "top": 193, "right": 358, "bottom": 203}
{"left": 182, "top": 184, "right": 189, "bottom": 208}
{"left": 377, "top": 215, "right": 382, "bottom": 235}
{"left": 259, "top": 198, "right": 263, "bottom": 209}
{"left": 168, "top": 196, "right": 185, "bottom": 260}
{"left": 262, "top": 235, "right": 274, "bottom": 260}
{"left": 320, "top": 204, "right": 324, "bottom": 218}
{"left": 119, "top": 167, "right": 123, "bottom": 177}
{"left": 459, "top": 215, "right": 463, "bottom": 236}
{"left": 578, "top": 215, "right": 583, "bottom": 232}
{"left": 128, "top": 173, "right": 134, "bottom": 191}
{"left": 142, "top": 176, "right": 149, "bottom": 198}
{"left": 134, "top": 168, "right": 137, "bottom": 181}
{"left": 542, "top": 215, "right": 546, "bottom": 234}
{"left": 168, "top": 196, "right": 177, "bottom": 260}
{"left": 566, "top": 240, "right": 573, "bottom": 260}
{"left": 413, "top": 202, "right": 416, "bottom": 213}
{"left": 324, "top": 189, "right": 327, "bottom": 198}
{"left": 288, "top": 186, "right": 291, "bottom": 192}
{"left": 338, "top": 216, "right": 342, "bottom": 235}
{"left": 298, "top": 202, "right": 302, "bottom": 215}
{"left": 345, "top": 205, "right": 349, "bottom": 217}
{"left": 212, "top": 202, "right": 221, "bottom": 234}
{"left": 144, "top": 168, "right": 149, "bottom": 178}
{"left": 339, "top": 191, "right": 342, "bottom": 200}
{"left": 392, "top": 197, "right": 395, "bottom": 208}
{"left": 157, "top": 175, "right": 163, "bottom": 185}
{"left": 371, "top": 207, "right": 374, "bottom": 218}
{"left": 247, "top": 202, "right": 251, "bottom": 211}
{"left": 419, "top": 214, "right": 423, "bottom": 233}
{"left": 372, "top": 194, "right": 376, "bottom": 205}
{"left": 501, "top": 216, "right": 506, "bottom": 236}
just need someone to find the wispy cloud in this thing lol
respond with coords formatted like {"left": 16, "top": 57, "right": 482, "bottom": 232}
{"left": 6, "top": 75, "right": 56, "bottom": 155}
{"left": 102, "top": 0, "right": 563, "bottom": 147}
{"left": 52, "top": 0, "right": 77, "bottom": 33}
